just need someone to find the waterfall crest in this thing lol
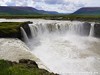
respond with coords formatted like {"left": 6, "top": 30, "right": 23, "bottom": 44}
{"left": 28, "top": 21, "right": 90, "bottom": 39}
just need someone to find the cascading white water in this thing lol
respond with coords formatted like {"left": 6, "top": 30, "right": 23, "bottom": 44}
{"left": 20, "top": 27, "right": 29, "bottom": 43}
{"left": 89, "top": 23, "right": 95, "bottom": 37}
{"left": 23, "top": 20, "right": 100, "bottom": 75}
{"left": 29, "top": 21, "right": 86, "bottom": 38}
{"left": 29, "top": 24, "right": 38, "bottom": 38}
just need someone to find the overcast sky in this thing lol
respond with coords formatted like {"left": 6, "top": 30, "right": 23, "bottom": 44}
{"left": 0, "top": 0, "right": 100, "bottom": 13}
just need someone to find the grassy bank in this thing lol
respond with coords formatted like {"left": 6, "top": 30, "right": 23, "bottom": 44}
{"left": 0, "top": 22, "right": 22, "bottom": 33}
{"left": 0, "top": 21, "right": 31, "bottom": 39}
{"left": 62, "top": 14, "right": 100, "bottom": 22}
{"left": 0, "top": 59, "right": 57, "bottom": 75}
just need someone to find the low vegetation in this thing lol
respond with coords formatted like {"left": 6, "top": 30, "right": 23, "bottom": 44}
{"left": 0, "top": 22, "right": 22, "bottom": 33}
{"left": 0, "top": 59, "right": 57, "bottom": 75}
{"left": 0, "top": 22, "right": 22, "bottom": 38}
{"left": 0, "top": 14, "right": 100, "bottom": 22}
{"left": 0, "top": 21, "right": 31, "bottom": 39}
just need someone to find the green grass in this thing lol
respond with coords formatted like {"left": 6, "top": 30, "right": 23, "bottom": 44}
{"left": 0, "top": 14, "right": 100, "bottom": 22}
{"left": 0, "top": 22, "right": 24, "bottom": 38}
{"left": 0, "top": 60, "right": 57, "bottom": 75}
{"left": 0, "top": 22, "right": 23, "bottom": 34}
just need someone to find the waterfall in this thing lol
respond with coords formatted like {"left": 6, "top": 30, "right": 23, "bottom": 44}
{"left": 28, "top": 21, "right": 87, "bottom": 38}
{"left": 21, "top": 20, "right": 100, "bottom": 75}
{"left": 89, "top": 23, "right": 95, "bottom": 36}
{"left": 29, "top": 24, "right": 38, "bottom": 39}
{"left": 20, "top": 27, "right": 29, "bottom": 43}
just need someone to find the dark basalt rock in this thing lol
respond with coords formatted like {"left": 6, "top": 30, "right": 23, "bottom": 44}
{"left": 94, "top": 24, "right": 100, "bottom": 37}
{"left": 21, "top": 21, "right": 32, "bottom": 38}
{"left": 0, "top": 29, "right": 21, "bottom": 38}
{"left": 82, "top": 22, "right": 91, "bottom": 36}
{"left": 19, "top": 59, "right": 38, "bottom": 68}
{"left": 19, "top": 59, "right": 29, "bottom": 63}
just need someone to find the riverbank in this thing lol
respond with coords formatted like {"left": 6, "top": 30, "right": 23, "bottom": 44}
{"left": 0, "top": 14, "right": 100, "bottom": 22}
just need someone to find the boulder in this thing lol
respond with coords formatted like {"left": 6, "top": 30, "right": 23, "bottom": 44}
{"left": 19, "top": 59, "right": 38, "bottom": 68}
{"left": 82, "top": 22, "right": 91, "bottom": 36}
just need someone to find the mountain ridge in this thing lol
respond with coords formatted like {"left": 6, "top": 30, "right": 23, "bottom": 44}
{"left": 0, "top": 6, "right": 59, "bottom": 15}
{"left": 73, "top": 7, "right": 100, "bottom": 15}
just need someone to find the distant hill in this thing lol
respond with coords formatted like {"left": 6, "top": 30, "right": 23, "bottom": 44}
{"left": 0, "top": 6, "right": 59, "bottom": 15}
{"left": 73, "top": 7, "right": 100, "bottom": 15}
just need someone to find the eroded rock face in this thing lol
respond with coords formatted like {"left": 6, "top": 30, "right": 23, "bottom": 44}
{"left": 83, "top": 22, "right": 91, "bottom": 36}
{"left": 21, "top": 21, "right": 32, "bottom": 38}
{"left": 94, "top": 24, "right": 100, "bottom": 37}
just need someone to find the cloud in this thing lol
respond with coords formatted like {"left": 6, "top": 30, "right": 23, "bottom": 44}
{"left": 44, "top": 0, "right": 66, "bottom": 5}
{"left": 0, "top": 0, "right": 100, "bottom": 13}
{"left": 0, "top": 0, "right": 9, "bottom": 6}
{"left": 33, "top": 0, "right": 86, "bottom": 13}
{"left": 0, "top": 0, "right": 34, "bottom": 6}
{"left": 34, "top": 0, "right": 100, "bottom": 13}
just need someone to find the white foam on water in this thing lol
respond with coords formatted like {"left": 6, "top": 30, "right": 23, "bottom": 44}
{"left": 31, "top": 34, "right": 100, "bottom": 75}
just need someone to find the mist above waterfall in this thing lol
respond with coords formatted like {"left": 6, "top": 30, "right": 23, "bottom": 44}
{"left": 20, "top": 19, "right": 100, "bottom": 75}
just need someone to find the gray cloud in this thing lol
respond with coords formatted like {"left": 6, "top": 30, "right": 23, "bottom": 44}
{"left": 6, "top": 2, "right": 16, "bottom": 6}
{"left": 44, "top": 0, "right": 64, "bottom": 4}
{"left": 42, "top": 0, "right": 70, "bottom": 5}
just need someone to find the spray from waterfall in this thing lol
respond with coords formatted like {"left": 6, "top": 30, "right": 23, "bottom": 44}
{"left": 20, "top": 27, "right": 29, "bottom": 44}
